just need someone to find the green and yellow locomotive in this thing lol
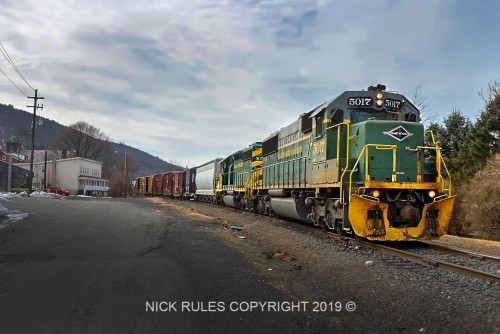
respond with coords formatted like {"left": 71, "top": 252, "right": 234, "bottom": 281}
{"left": 215, "top": 142, "right": 262, "bottom": 209}
{"left": 221, "top": 84, "right": 454, "bottom": 241}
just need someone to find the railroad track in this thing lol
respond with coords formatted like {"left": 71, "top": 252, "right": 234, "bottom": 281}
{"left": 271, "top": 217, "right": 500, "bottom": 284}
{"left": 163, "top": 198, "right": 500, "bottom": 284}
{"left": 417, "top": 241, "right": 500, "bottom": 265}
{"left": 365, "top": 241, "right": 500, "bottom": 284}
{"left": 321, "top": 232, "right": 500, "bottom": 284}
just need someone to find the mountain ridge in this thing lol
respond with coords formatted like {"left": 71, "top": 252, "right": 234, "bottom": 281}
{"left": 0, "top": 103, "right": 179, "bottom": 176}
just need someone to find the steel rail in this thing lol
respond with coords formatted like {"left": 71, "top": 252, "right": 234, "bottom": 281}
{"left": 318, "top": 230, "right": 500, "bottom": 284}
{"left": 418, "top": 241, "right": 500, "bottom": 265}
{"left": 369, "top": 242, "right": 500, "bottom": 284}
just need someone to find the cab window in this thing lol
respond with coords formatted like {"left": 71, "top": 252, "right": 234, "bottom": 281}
{"left": 315, "top": 115, "right": 323, "bottom": 137}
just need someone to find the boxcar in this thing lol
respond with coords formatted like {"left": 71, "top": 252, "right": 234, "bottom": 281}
{"left": 152, "top": 174, "right": 163, "bottom": 196}
{"left": 172, "top": 171, "right": 184, "bottom": 197}
{"left": 162, "top": 172, "right": 173, "bottom": 196}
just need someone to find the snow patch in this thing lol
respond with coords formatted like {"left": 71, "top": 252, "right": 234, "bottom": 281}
{"left": 0, "top": 192, "right": 22, "bottom": 200}
{"left": 0, "top": 203, "right": 8, "bottom": 216}
{"left": 7, "top": 212, "right": 30, "bottom": 222}
{"left": 29, "top": 191, "right": 66, "bottom": 199}
{"left": 1, "top": 191, "right": 67, "bottom": 199}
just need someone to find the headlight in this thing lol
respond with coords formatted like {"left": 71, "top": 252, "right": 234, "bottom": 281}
{"left": 376, "top": 99, "right": 383, "bottom": 107}
{"left": 376, "top": 92, "right": 383, "bottom": 99}
{"left": 428, "top": 190, "right": 436, "bottom": 198}
{"left": 372, "top": 190, "right": 380, "bottom": 198}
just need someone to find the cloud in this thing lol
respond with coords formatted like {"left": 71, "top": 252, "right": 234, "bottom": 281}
{"left": 1, "top": 0, "right": 499, "bottom": 168}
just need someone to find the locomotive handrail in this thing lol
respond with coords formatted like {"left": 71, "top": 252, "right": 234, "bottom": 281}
{"left": 348, "top": 144, "right": 398, "bottom": 200}
{"left": 325, "top": 122, "right": 350, "bottom": 167}
{"left": 333, "top": 122, "right": 353, "bottom": 205}
{"left": 425, "top": 130, "right": 437, "bottom": 144}
{"left": 405, "top": 145, "right": 453, "bottom": 196}
{"left": 423, "top": 130, "right": 453, "bottom": 194}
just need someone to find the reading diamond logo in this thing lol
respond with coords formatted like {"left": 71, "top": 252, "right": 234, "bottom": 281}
{"left": 383, "top": 126, "right": 413, "bottom": 141}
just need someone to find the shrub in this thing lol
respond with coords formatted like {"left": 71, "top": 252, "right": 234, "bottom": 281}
{"left": 449, "top": 154, "right": 500, "bottom": 240}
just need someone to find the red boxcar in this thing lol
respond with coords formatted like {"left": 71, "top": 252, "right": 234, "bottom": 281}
{"left": 153, "top": 174, "right": 163, "bottom": 196}
{"left": 162, "top": 172, "right": 173, "bottom": 196}
{"left": 172, "top": 171, "right": 183, "bottom": 197}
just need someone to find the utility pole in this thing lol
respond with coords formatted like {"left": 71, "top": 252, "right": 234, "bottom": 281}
{"left": 43, "top": 150, "right": 47, "bottom": 192}
{"left": 123, "top": 150, "right": 128, "bottom": 197}
{"left": 27, "top": 89, "right": 44, "bottom": 194}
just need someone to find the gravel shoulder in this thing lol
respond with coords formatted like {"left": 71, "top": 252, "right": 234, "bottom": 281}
{"left": 150, "top": 197, "right": 500, "bottom": 334}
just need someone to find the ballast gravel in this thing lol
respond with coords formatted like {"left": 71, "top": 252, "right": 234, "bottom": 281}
{"left": 151, "top": 197, "right": 500, "bottom": 334}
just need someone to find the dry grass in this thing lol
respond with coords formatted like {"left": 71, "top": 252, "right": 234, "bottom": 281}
{"left": 449, "top": 153, "right": 500, "bottom": 241}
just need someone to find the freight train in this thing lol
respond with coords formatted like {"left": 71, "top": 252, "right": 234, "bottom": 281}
{"left": 135, "top": 85, "right": 454, "bottom": 241}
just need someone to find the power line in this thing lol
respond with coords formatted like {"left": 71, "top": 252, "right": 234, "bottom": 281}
{"left": 0, "top": 41, "right": 34, "bottom": 91}
{"left": 0, "top": 41, "right": 35, "bottom": 92}
{"left": 0, "top": 65, "right": 27, "bottom": 96}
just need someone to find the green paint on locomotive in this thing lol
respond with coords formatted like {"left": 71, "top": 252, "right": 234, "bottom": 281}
{"left": 219, "top": 142, "right": 262, "bottom": 191}
{"left": 348, "top": 121, "right": 425, "bottom": 183}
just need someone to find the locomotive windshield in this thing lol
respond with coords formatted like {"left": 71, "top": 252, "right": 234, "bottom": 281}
{"left": 350, "top": 110, "right": 400, "bottom": 123}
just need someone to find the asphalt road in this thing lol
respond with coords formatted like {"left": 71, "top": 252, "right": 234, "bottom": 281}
{"left": 0, "top": 197, "right": 330, "bottom": 334}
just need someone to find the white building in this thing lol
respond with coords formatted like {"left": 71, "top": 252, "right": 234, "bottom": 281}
{"left": 15, "top": 157, "right": 109, "bottom": 196}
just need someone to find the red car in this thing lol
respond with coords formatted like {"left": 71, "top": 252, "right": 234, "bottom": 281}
{"left": 48, "top": 186, "right": 70, "bottom": 196}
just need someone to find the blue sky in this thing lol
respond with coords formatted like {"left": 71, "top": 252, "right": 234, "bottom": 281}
{"left": 0, "top": 0, "right": 498, "bottom": 167}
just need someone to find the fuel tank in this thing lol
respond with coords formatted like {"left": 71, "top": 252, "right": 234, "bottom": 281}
{"left": 223, "top": 195, "right": 240, "bottom": 208}
{"left": 270, "top": 197, "right": 311, "bottom": 222}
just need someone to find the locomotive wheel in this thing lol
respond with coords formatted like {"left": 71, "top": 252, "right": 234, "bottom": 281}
{"left": 252, "top": 200, "right": 259, "bottom": 213}
{"left": 319, "top": 218, "right": 327, "bottom": 231}
{"left": 335, "top": 221, "right": 344, "bottom": 236}
{"left": 258, "top": 201, "right": 265, "bottom": 215}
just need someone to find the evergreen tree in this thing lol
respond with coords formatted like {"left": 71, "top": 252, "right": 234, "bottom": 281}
{"left": 441, "top": 109, "right": 473, "bottom": 172}
{"left": 452, "top": 82, "right": 500, "bottom": 184}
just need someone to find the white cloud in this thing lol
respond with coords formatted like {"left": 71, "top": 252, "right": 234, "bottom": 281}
{"left": 0, "top": 0, "right": 498, "bottom": 168}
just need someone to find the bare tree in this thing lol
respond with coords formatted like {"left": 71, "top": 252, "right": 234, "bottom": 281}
{"left": 478, "top": 80, "right": 500, "bottom": 103}
{"left": 105, "top": 150, "right": 140, "bottom": 197}
{"left": 52, "top": 121, "right": 113, "bottom": 161}
{"left": 409, "top": 86, "right": 436, "bottom": 125}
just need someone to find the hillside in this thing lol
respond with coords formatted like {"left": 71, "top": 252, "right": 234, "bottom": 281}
{"left": 0, "top": 103, "right": 178, "bottom": 176}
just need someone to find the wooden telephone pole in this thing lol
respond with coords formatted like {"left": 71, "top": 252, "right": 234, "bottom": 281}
{"left": 27, "top": 88, "right": 44, "bottom": 194}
